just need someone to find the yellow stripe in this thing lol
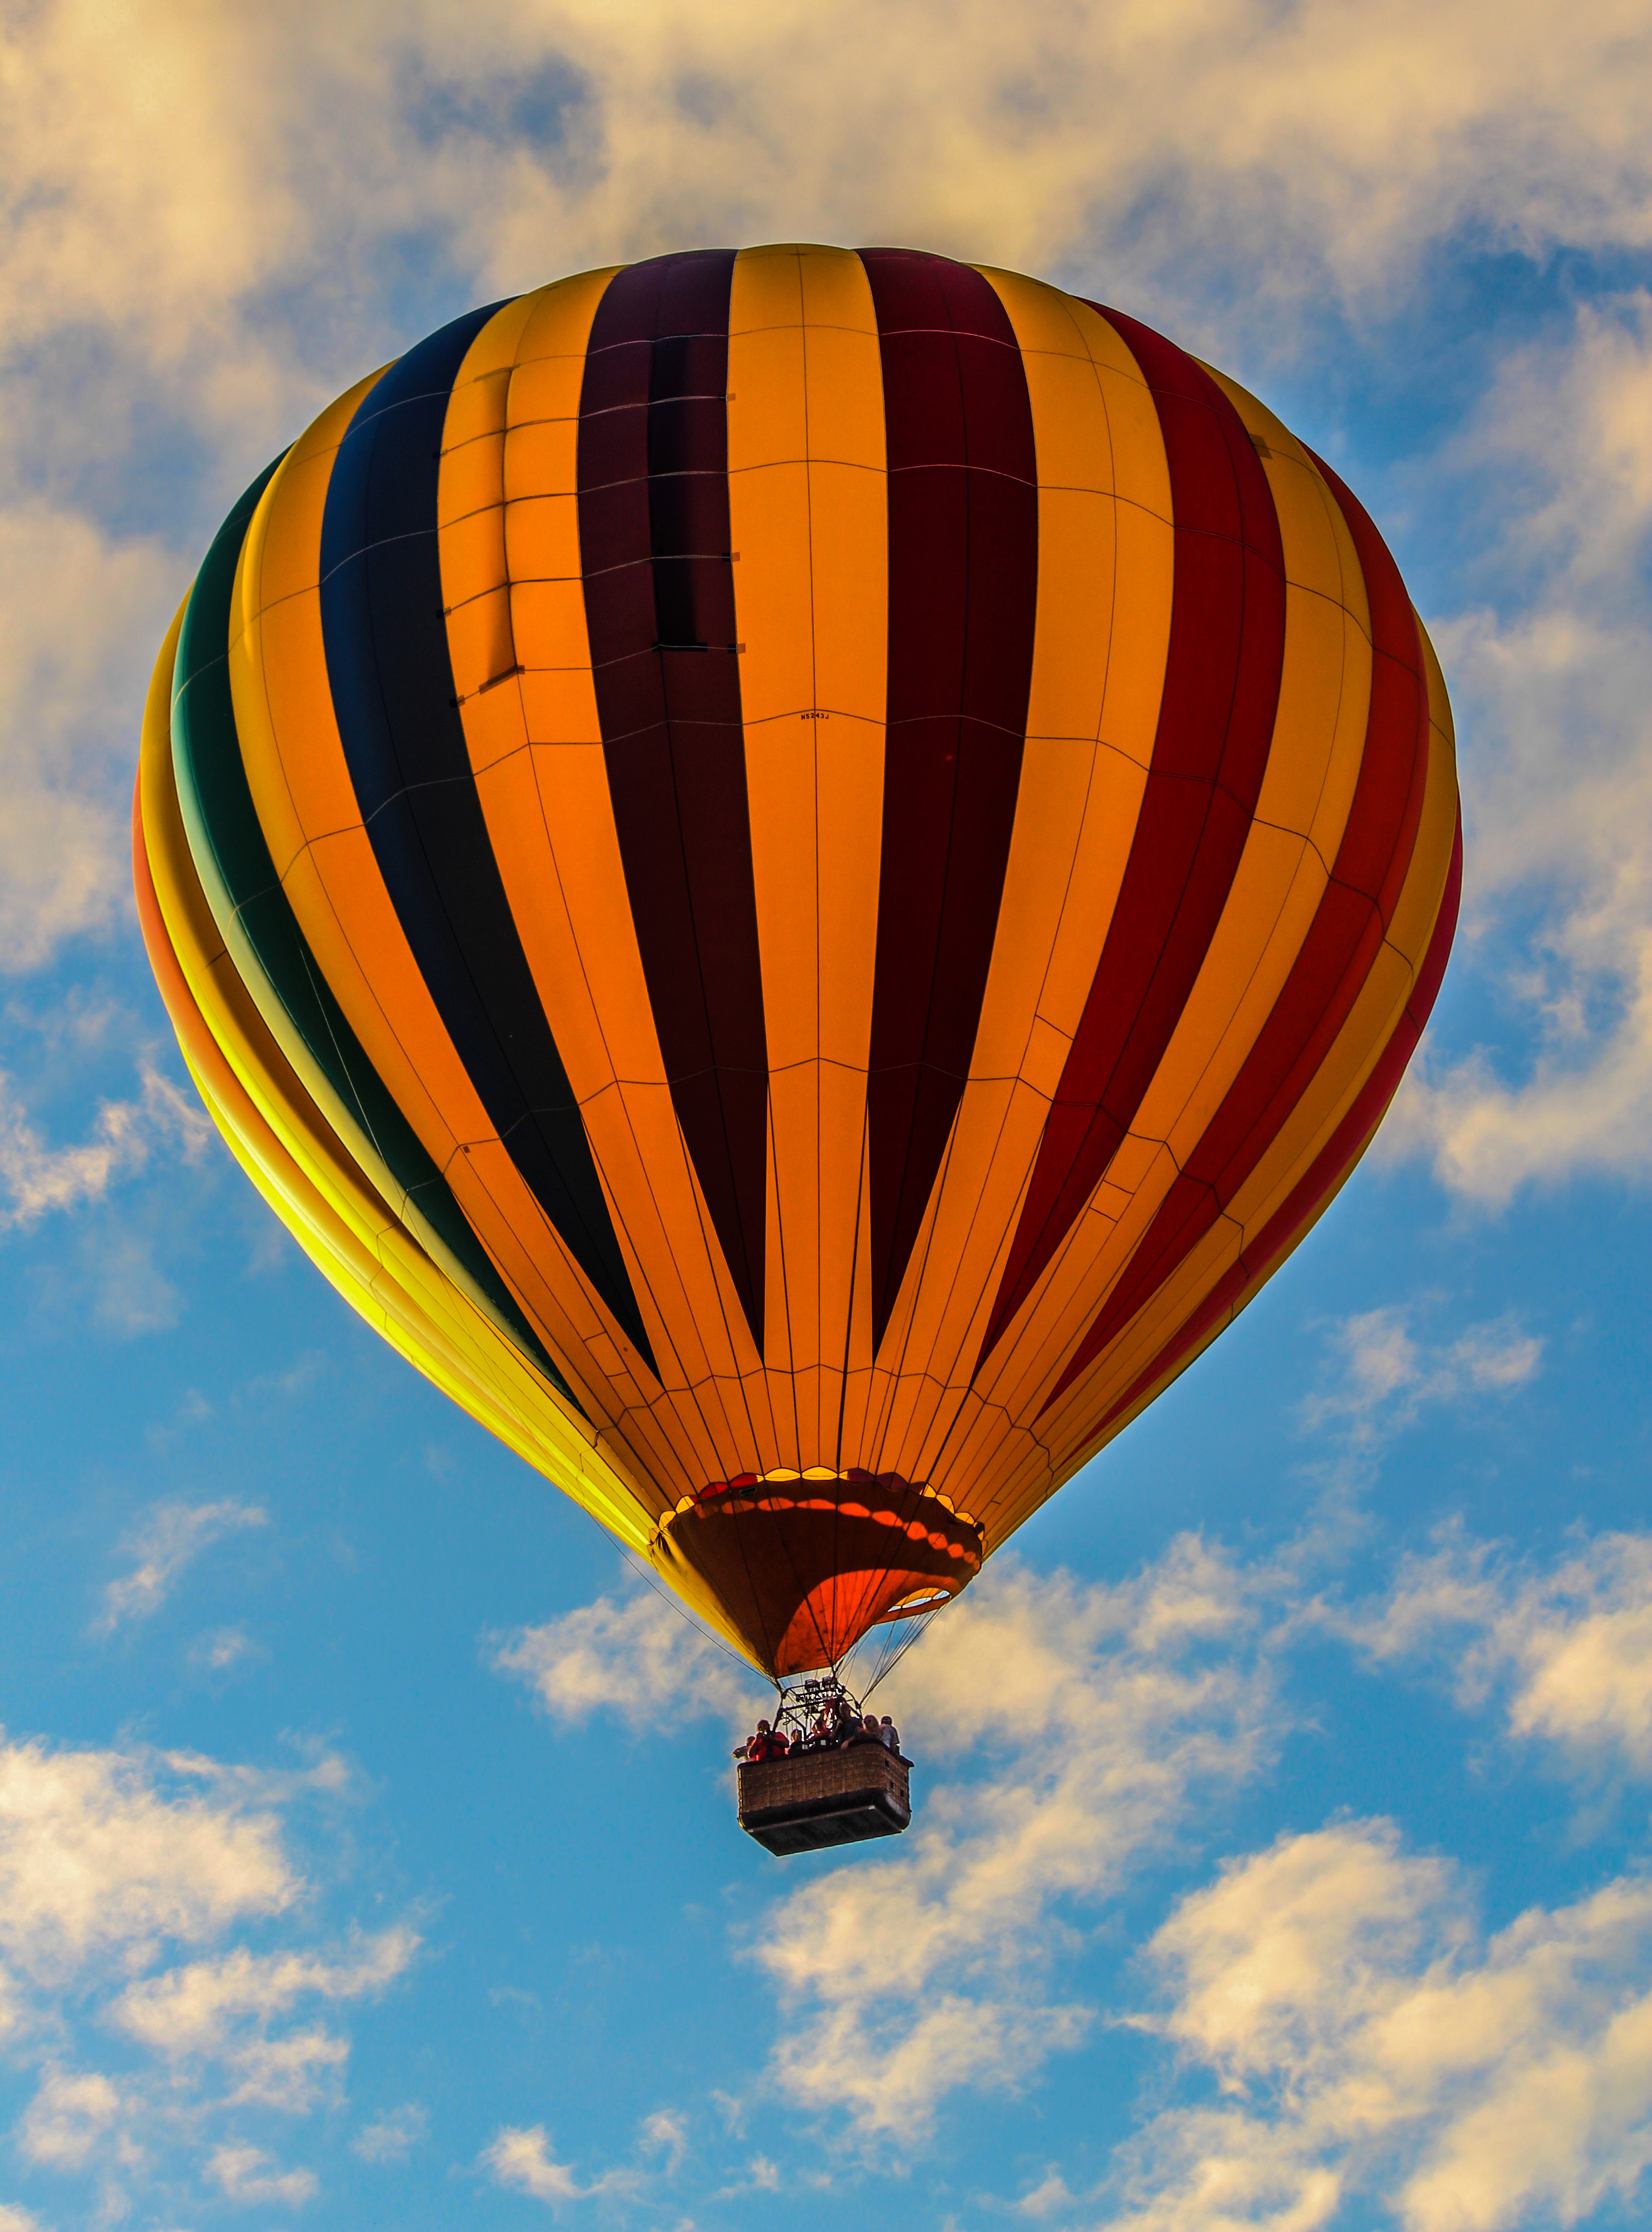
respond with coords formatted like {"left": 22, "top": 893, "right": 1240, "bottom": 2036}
{"left": 232, "top": 334, "right": 646, "bottom": 1439}
{"left": 142, "top": 603, "right": 654, "bottom": 1548}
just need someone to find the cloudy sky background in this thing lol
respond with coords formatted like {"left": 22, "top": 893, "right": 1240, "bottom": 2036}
{"left": 2, "top": 1, "right": 1652, "bottom": 2224}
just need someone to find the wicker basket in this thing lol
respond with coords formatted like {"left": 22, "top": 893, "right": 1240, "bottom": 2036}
{"left": 737, "top": 1741, "right": 913, "bottom": 1856}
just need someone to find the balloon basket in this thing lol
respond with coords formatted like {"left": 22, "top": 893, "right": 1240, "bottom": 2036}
{"left": 737, "top": 1744, "right": 912, "bottom": 1857}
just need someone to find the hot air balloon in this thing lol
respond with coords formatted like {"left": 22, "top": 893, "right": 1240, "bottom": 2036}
{"left": 134, "top": 248, "right": 1461, "bottom": 1770}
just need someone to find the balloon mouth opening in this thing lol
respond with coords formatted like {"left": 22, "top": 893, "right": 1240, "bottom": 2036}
{"left": 654, "top": 1471, "right": 984, "bottom": 1679}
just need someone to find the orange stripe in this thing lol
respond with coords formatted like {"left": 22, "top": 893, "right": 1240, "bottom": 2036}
{"left": 454, "top": 269, "right": 786, "bottom": 1493}
{"left": 233, "top": 331, "right": 639, "bottom": 1445}
{"left": 967, "top": 363, "right": 1378, "bottom": 1438}
{"left": 728, "top": 243, "right": 888, "bottom": 1468}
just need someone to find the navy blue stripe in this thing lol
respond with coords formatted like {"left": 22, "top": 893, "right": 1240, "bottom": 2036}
{"left": 172, "top": 460, "right": 583, "bottom": 1412}
{"left": 318, "top": 304, "right": 657, "bottom": 1375}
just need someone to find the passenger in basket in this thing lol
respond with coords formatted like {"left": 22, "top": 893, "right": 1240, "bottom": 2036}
{"left": 734, "top": 1719, "right": 774, "bottom": 1762}
{"left": 880, "top": 1715, "right": 900, "bottom": 1752}
{"left": 856, "top": 1713, "right": 883, "bottom": 1744}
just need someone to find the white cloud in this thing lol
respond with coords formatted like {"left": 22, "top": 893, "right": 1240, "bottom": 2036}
{"left": 0, "top": 1731, "right": 409, "bottom": 2216}
{"left": 0, "top": 504, "right": 180, "bottom": 970}
{"left": 109, "top": 1930, "right": 418, "bottom": 2057}
{"left": 1017, "top": 2171, "right": 1078, "bottom": 2217}
{"left": 0, "top": 1736, "right": 293, "bottom": 1980}
{"left": 0, "top": 1061, "right": 210, "bottom": 1232}
{"left": 0, "top": 2204, "right": 45, "bottom": 2232}
{"left": 639, "top": 2108, "right": 687, "bottom": 2173}
{"left": 207, "top": 2143, "right": 317, "bottom": 2207}
{"left": 4, "top": 0, "right": 1650, "bottom": 399}
{"left": 104, "top": 1930, "right": 417, "bottom": 2113}
{"left": 480, "top": 2109, "right": 694, "bottom": 2202}
{"left": 491, "top": 1583, "right": 765, "bottom": 1732}
{"left": 18, "top": 2068, "right": 125, "bottom": 2170}
{"left": 189, "top": 1627, "right": 261, "bottom": 1674}
{"left": 1300, "top": 1308, "right": 1543, "bottom": 1441}
{"left": 1386, "top": 294, "right": 1652, "bottom": 1204}
{"left": 1346, "top": 1527, "right": 1652, "bottom": 1777}
{"left": 1109, "top": 1825, "right": 1652, "bottom": 2232}
{"left": 352, "top": 2102, "right": 428, "bottom": 2164}
{"left": 96, "top": 1498, "right": 268, "bottom": 1634}
{"left": 751, "top": 1542, "right": 1282, "bottom": 2132}
{"left": 481, "top": 2124, "right": 587, "bottom": 2202}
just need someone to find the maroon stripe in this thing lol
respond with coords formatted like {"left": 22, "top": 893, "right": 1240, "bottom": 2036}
{"left": 1059, "top": 815, "right": 1461, "bottom": 1452}
{"left": 576, "top": 251, "right": 768, "bottom": 1350}
{"left": 857, "top": 250, "right": 1039, "bottom": 1351}
{"left": 1039, "top": 457, "right": 1434, "bottom": 1408}
{"left": 977, "top": 309, "right": 1287, "bottom": 1367}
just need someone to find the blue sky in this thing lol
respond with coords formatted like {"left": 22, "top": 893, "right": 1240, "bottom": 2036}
{"left": 2, "top": 4, "right": 1652, "bottom": 2227}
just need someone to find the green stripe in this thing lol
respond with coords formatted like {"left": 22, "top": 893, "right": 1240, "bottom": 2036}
{"left": 171, "top": 461, "right": 584, "bottom": 1416}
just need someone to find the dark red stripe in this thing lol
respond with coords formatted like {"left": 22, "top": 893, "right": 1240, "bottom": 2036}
{"left": 977, "top": 310, "right": 1287, "bottom": 1366}
{"left": 1061, "top": 816, "right": 1461, "bottom": 1453}
{"left": 1039, "top": 459, "right": 1434, "bottom": 1409}
{"left": 857, "top": 250, "right": 1038, "bottom": 1352}
{"left": 576, "top": 251, "right": 769, "bottom": 1351}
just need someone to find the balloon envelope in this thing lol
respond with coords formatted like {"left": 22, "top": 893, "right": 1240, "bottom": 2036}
{"left": 135, "top": 247, "right": 1460, "bottom": 1678}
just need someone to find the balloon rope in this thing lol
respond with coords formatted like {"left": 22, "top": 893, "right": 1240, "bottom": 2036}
{"left": 859, "top": 1601, "right": 942, "bottom": 1703}
{"left": 614, "top": 1544, "right": 762, "bottom": 1679}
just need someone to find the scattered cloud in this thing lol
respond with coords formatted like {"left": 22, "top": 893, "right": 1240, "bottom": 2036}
{"left": 18, "top": 2068, "right": 125, "bottom": 2171}
{"left": 109, "top": 1929, "right": 418, "bottom": 2111}
{"left": 0, "top": 1060, "right": 210, "bottom": 1233}
{"left": 1387, "top": 293, "right": 1652, "bottom": 1204}
{"left": 751, "top": 1542, "right": 1283, "bottom": 2132}
{"left": 1109, "top": 1824, "right": 1652, "bottom": 2232}
{"left": 189, "top": 1626, "right": 262, "bottom": 1675}
{"left": 207, "top": 2143, "right": 317, "bottom": 2207}
{"left": 351, "top": 2102, "right": 428, "bottom": 2164}
{"left": 0, "top": 1731, "right": 408, "bottom": 2218}
{"left": 1301, "top": 1308, "right": 1543, "bottom": 1441}
{"left": 96, "top": 1497, "right": 268, "bottom": 1635}
{"left": 1016, "top": 2171, "right": 1078, "bottom": 2217}
{"left": 510, "top": 1506, "right": 1652, "bottom": 2159}
{"left": 0, "top": 504, "right": 179, "bottom": 970}
{"left": 480, "top": 2109, "right": 696, "bottom": 2204}
{"left": 481, "top": 2124, "right": 591, "bottom": 2203}
{"left": 1342, "top": 1526, "right": 1652, "bottom": 1779}
{"left": 3, "top": 0, "right": 1651, "bottom": 442}
{"left": 640, "top": 2109, "right": 688, "bottom": 2174}
{"left": 0, "top": 1735, "right": 293, "bottom": 1979}
{"left": 491, "top": 1582, "right": 765, "bottom": 1732}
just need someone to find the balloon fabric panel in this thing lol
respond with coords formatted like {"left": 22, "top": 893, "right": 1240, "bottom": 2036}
{"left": 170, "top": 458, "right": 572, "bottom": 1400}
{"left": 1040, "top": 442, "right": 1433, "bottom": 1408}
{"left": 576, "top": 251, "right": 770, "bottom": 1359}
{"left": 135, "top": 245, "right": 1462, "bottom": 1680}
{"left": 858, "top": 249, "right": 1038, "bottom": 1356}
{"left": 316, "top": 308, "right": 654, "bottom": 1372}
{"left": 136, "top": 608, "right": 652, "bottom": 1560}
{"left": 980, "top": 308, "right": 1288, "bottom": 1365}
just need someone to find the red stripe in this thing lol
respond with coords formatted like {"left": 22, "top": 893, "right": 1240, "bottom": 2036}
{"left": 858, "top": 249, "right": 1039, "bottom": 1351}
{"left": 1063, "top": 816, "right": 1461, "bottom": 1453}
{"left": 1040, "top": 456, "right": 1433, "bottom": 1409}
{"left": 577, "top": 251, "right": 769, "bottom": 1351}
{"left": 977, "top": 309, "right": 1287, "bottom": 1366}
